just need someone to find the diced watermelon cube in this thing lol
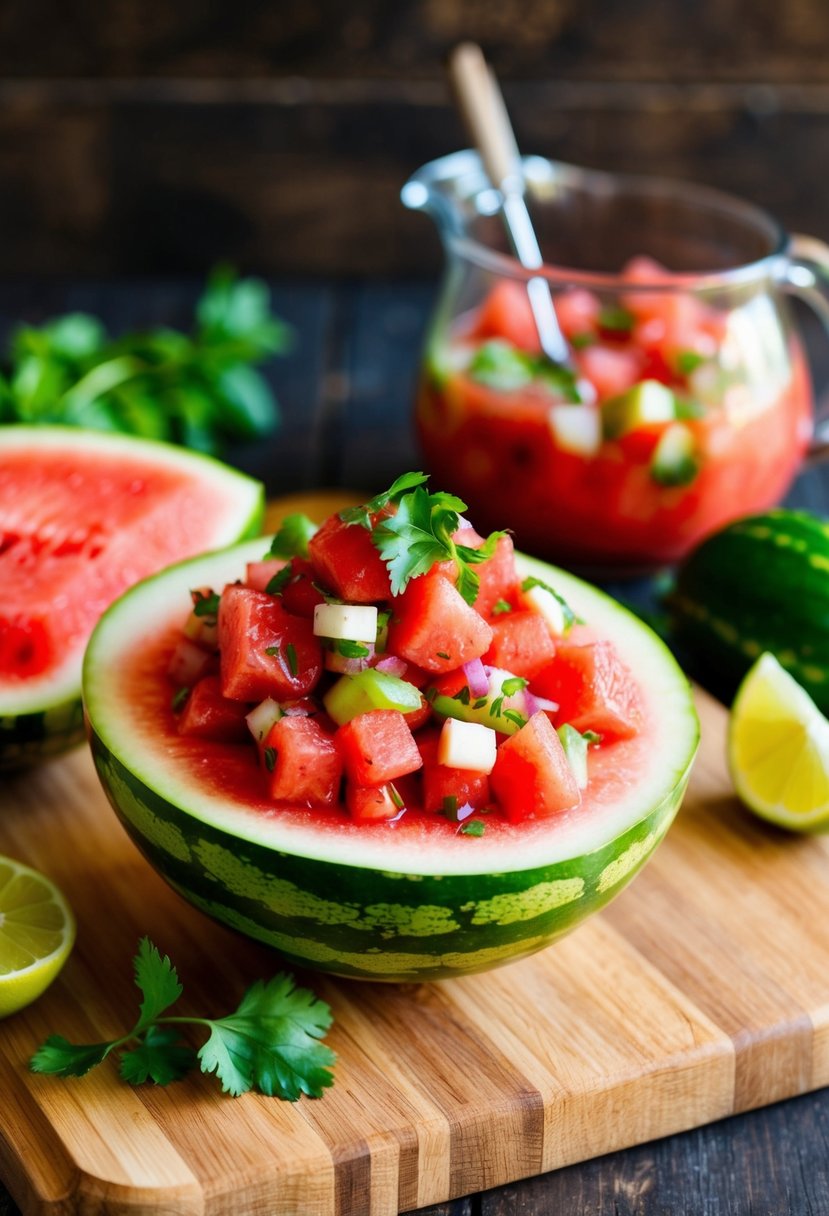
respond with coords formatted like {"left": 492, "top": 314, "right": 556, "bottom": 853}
{"left": 471, "top": 533, "right": 520, "bottom": 618}
{"left": 245, "top": 557, "right": 288, "bottom": 593}
{"left": 177, "top": 675, "right": 250, "bottom": 742}
{"left": 218, "top": 585, "right": 322, "bottom": 701}
{"left": 490, "top": 712, "right": 581, "bottom": 821}
{"left": 471, "top": 280, "right": 541, "bottom": 353}
{"left": 554, "top": 288, "right": 602, "bottom": 340}
{"left": 387, "top": 571, "right": 493, "bottom": 674}
{"left": 280, "top": 557, "right": 328, "bottom": 618}
{"left": 261, "top": 715, "right": 342, "bottom": 806}
{"left": 533, "top": 640, "right": 643, "bottom": 741}
{"left": 336, "top": 709, "right": 423, "bottom": 786}
{"left": 308, "top": 514, "right": 391, "bottom": 603}
{"left": 346, "top": 783, "right": 403, "bottom": 822}
{"left": 167, "top": 636, "right": 217, "bottom": 688}
{"left": 576, "top": 343, "right": 643, "bottom": 401}
{"left": 482, "top": 611, "right": 556, "bottom": 679}
{"left": 418, "top": 734, "right": 491, "bottom": 816}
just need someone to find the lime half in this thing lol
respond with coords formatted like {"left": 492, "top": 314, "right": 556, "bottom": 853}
{"left": 728, "top": 652, "right": 829, "bottom": 831}
{"left": 0, "top": 856, "right": 75, "bottom": 1018}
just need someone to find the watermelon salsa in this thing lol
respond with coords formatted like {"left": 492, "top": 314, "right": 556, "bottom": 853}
{"left": 416, "top": 259, "right": 812, "bottom": 570}
{"left": 0, "top": 426, "right": 264, "bottom": 768}
{"left": 84, "top": 474, "right": 699, "bottom": 981}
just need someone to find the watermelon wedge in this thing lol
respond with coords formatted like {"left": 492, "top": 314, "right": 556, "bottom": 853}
{"left": 83, "top": 540, "right": 699, "bottom": 981}
{"left": 0, "top": 426, "right": 264, "bottom": 768}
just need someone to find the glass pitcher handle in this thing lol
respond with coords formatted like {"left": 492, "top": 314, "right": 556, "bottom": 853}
{"left": 781, "top": 233, "right": 829, "bottom": 464}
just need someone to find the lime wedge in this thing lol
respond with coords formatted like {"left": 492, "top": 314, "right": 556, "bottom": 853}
{"left": 728, "top": 652, "right": 829, "bottom": 831}
{"left": 0, "top": 856, "right": 75, "bottom": 1017}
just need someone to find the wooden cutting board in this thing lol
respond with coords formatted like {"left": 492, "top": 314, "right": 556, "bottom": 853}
{"left": 2, "top": 495, "right": 829, "bottom": 1216}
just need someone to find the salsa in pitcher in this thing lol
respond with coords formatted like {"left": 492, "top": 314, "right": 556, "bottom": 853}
{"left": 416, "top": 260, "right": 813, "bottom": 571}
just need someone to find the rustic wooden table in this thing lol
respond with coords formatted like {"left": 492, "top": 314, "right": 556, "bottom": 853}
{"left": 1, "top": 277, "right": 828, "bottom": 1216}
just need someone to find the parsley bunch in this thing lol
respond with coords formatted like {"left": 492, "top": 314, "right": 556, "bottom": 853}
{"left": 341, "top": 472, "right": 506, "bottom": 605}
{"left": 30, "top": 938, "right": 336, "bottom": 1100}
{"left": 0, "top": 266, "right": 291, "bottom": 454}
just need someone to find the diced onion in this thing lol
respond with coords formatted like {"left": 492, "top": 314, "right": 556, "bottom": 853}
{"left": 375, "top": 655, "right": 408, "bottom": 678}
{"left": 525, "top": 692, "right": 558, "bottom": 718}
{"left": 462, "top": 657, "right": 489, "bottom": 698}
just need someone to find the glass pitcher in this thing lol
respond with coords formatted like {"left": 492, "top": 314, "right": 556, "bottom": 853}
{"left": 402, "top": 150, "right": 829, "bottom": 573}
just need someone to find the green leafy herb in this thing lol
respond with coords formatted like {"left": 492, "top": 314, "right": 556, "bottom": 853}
{"left": 370, "top": 479, "right": 506, "bottom": 604}
{"left": 263, "top": 746, "right": 277, "bottom": 772}
{"left": 171, "top": 687, "right": 189, "bottom": 714}
{"left": 332, "top": 639, "right": 370, "bottom": 658}
{"left": 503, "top": 709, "right": 528, "bottom": 729}
{"left": 339, "top": 471, "right": 429, "bottom": 530}
{"left": 192, "top": 590, "right": 220, "bottom": 619}
{"left": 285, "top": 643, "right": 298, "bottom": 678}
{"left": 674, "top": 349, "right": 707, "bottom": 376}
{"left": 468, "top": 339, "right": 581, "bottom": 402}
{"left": 452, "top": 686, "right": 471, "bottom": 705}
{"left": 489, "top": 695, "right": 505, "bottom": 719}
{"left": 268, "top": 514, "right": 317, "bottom": 559}
{"left": 266, "top": 565, "right": 294, "bottom": 596}
{"left": 570, "top": 331, "right": 596, "bottom": 350}
{"left": 436, "top": 650, "right": 451, "bottom": 660}
{"left": 501, "top": 676, "right": 528, "bottom": 697}
{"left": 582, "top": 730, "right": 601, "bottom": 745}
{"left": 492, "top": 599, "right": 512, "bottom": 615}
{"left": 459, "top": 820, "right": 486, "bottom": 837}
{"left": 442, "top": 795, "right": 459, "bottom": 819}
{"left": 598, "top": 305, "right": 635, "bottom": 333}
{"left": 1, "top": 267, "right": 291, "bottom": 454}
{"left": 30, "top": 938, "right": 335, "bottom": 1099}
{"left": 473, "top": 697, "right": 489, "bottom": 710}
{"left": 389, "top": 784, "right": 405, "bottom": 810}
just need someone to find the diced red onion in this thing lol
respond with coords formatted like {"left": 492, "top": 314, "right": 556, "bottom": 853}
{"left": 456, "top": 801, "right": 475, "bottom": 822}
{"left": 525, "top": 691, "right": 559, "bottom": 718}
{"left": 462, "top": 657, "right": 489, "bottom": 698}
{"left": 375, "top": 655, "right": 408, "bottom": 678}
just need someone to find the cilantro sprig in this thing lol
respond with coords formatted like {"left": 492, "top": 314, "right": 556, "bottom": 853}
{"left": 268, "top": 513, "right": 318, "bottom": 559}
{"left": 353, "top": 476, "right": 505, "bottom": 605}
{"left": 30, "top": 938, "right": 336, "bottom": 1100}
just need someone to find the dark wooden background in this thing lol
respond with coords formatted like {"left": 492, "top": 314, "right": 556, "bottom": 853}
{"left": 0, "top": 0, "right": 828, "bottom": 277}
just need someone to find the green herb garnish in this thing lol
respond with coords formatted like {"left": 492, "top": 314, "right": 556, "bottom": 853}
{"left": 520, "top": 576, "right": 577, "bottom": 631}
{"left": 192, "top": 590, "right": 220, "bottom": 619}
{"left": 674, "top": 350, "right": 707, "bottom": 376}
{"left": 263, "top": 746, "right": 277, "bottom": 772}
{"left": 442, "top": 795, "right": 459, "bottom": 819}
{"left": 468, "top": 339, "right": 581, "bottom": 402}
{"left": 503, "top": 709, "right": 528, "bottom": 729}
{"left": 598, "top": 305, "right": 634, "bottom": 333}
{"left": 268, "top": 514, "right": 317, "bottom": 559}
{"left": 389, "top": 784, "right": 405, "bottom": 810}
{"left": 30, "top": 938, "right": 335, "bottom": 1099}
{"left": 2, "top": 267, "right": 291, "bottom": 454}
{"left": 332, "top": 639, "right": 370, "bottom": 658}
{"left": 171, "top": 687, "right": 189, "bottom": 713}
{"left": 339, "top": 471, "right": 429, "bottom": 530}
{"left": 459, "top": 820, "right": 486, "bottom": 837}
{"left": 492, "top": 599, "right": 512, "bottom": 615}
{"left": 452, "top": 686, "right": 471, "bottom": 705}
{"left": 501, "top": 676, "right": 528, "bottom": 697}
{"left": 265, "top": 565, "right": 294, "bottom": 596}
{"left": 369, "top": 478, "right": 506, "bottom": 604}
{"left": 285, "top": 643, "right": 298, "bottom": 678}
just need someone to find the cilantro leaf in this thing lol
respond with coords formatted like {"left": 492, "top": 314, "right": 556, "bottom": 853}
{"left": 520, "top": 576, "right": 577, "bottom": 631}
{"left": 268, "top": 514, "right": 318, "bottom": 559}
{"left": 120, "top": 1026, "right": 197, "bottom": 1086}
{"left": 30, "top": 1036, "right": 112, "bottom": 1078}
{"left": 197, "top": 975, "right": 336, "bottom": 1100}
{"left": 460, "top": 820, "right": 486, "bottom": 837}
{"left": 133, "top": 937, "right": 183, "bottom": 1033}
{"left": 339, "top": 471, "right": 429, "bottom": 529}
{"left": 192, "top": 590, "right": 220, "bottom": 619}
{"left": 30, "top": 939, "right": 336, "bottom": 1101}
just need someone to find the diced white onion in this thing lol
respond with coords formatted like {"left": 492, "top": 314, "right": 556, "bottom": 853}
{"left": 548, "top": 404, "right": 602, "bottom": 456}
{"left": 438, "top": 718, "right": 497, "bottom": 774}
{"left": 313, "top": 602, "right": 378, "bottom": 642}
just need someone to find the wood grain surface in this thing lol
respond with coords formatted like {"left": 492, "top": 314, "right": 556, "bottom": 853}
{"left": 1, "top": 494, "right": 829, "bottom": 1215}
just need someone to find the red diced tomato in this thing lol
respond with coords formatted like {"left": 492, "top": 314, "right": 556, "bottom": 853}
{"left": 245, "top": 557, "right": 288, "bottom": 593}
{"left": 471, "top": 279, "right": 541, "bottom": 353}
{"left": 490, "top": 712, "right": 581, "bottom": 821}
{"left": 534, "top": 640, "right": 643, "bottom": 741}
{"left": 218, "top": 585, "right": 322, "bottom": 701}
{"left": 262, "top": 715, "right": 342, "bottom": 806}
{"left": 482, "top": 611, "right": 556, "bottom": 679}
{"left": 418, "top": 734, "right": 491, "bottom": 816}
{"left": 346, "top": 783, "right": 402, "bottom": 822}
{"left": 336, "top": 709, "right": 423, "bottom": 786}
{"left": 177, "top": 675, "right": 249, "bottom": 742}
{"left": 308, "top": 514, "right": 391, "bottom": 603}
{"left": 387, "top": 571, "right": 493, "bottom": 673}
{"left": 280, "top": 557, "right": 328, "bottom": 618}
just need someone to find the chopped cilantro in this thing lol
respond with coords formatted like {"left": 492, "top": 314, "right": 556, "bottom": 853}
{"left": 570, "top": 331, "right": 596, "bottom": 349}
{"left": 332, "top": 639, "right": 370, "bottom": 658}
{"left": 268, "top": 514, "right": 317, "bottom": 559}
{"left": 503, "top": 709, "right": 528, "bottom": 728}
{"left": 265, "top": 565, "right": 293, "bottom": 596}
{"left": 369, "top": 477, "right": 506, "bottom": 604}
{"left": 674, "top": 349, "right": 707, "bottom": 376}
{"left": 473, "top": 697, "right": 489, "bottom": 710}
{"left": 191, "top": 590, "right": 220, "bottom": 619}
{"left": 264, "top": 645, "right": 281, "bottom": 657}
{"left": 489, "top": 695, "right": 504, "bottom": 719}
{"left": 452, "top": 686, "right": 471, "bottom": 705}
{"left": 171, "top": 687, "right": 189, "bottom": 713}
{"left": 520, "top": 576, "right": 577, "bottom": 631}
{"left": 598, "top": 304, "right": 634, "bottom": 333}
{"left": 468, "top": 339, "right": 535, "bottom": 391}
{"left": 459, "top": 820, "right": 486, "bottom": 837}
{"left": 285, "top": 643, "right": 298, "bottom": 678}
{"left": 339, "top": 472, "right": 429, "bottom": 530}
{"left": 492, "top": 599, "right": 512, "bottom": 615}
{"left": 583, "top": 730, "right": 601, "bottom": 745}
{"left": 436, "top": 650, "right": 451, "bottom": 660}
{"left": 442, "top": 795, "right": 459, "bottom": 820}
{"left": 501, "top": 676, "right": 528, "bottom": 697}
{"left": 389, "top": 784, "right": 405, "bottom": 810}
{"left": 263, "top": 747, "right": 277, "bottom": 772}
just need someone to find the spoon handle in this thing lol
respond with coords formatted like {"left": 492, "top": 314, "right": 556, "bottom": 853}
{"left": 449, "top": 42, "right": 522, "bottom": 192}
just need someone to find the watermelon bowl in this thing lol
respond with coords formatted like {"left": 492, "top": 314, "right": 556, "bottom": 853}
{"left": 0, "top": 425, "right": 264, "bottom": 769}
{"left": 83, "top": 534, "right": 699, "bottom": 982}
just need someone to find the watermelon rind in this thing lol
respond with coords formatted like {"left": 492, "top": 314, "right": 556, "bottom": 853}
{"left": 0, "top": 426, "right": 265, "bottom": 770}
{"left": 84, "top": 540, "right": 699, "bottom": 981}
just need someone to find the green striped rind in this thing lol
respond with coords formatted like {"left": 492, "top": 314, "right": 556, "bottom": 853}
{"left": 0, "top": 425, "right": 265, "bottom": 770}
{"left": 89, "top": 731, "right": 689, "bottom": 982}
{"left": 670, "top": 508, "right": 829, "bottom": 713}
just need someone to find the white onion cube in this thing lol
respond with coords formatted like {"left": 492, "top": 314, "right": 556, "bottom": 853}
{"left": 548, "top": 404, "right": 602, "bottom": 456}
{"left": 438, "top": 719, "right": 497, "bottom": 774}
{"left": 246, "top": 697, "right": 283, "bottom": 744}
{"left": 523, "top": 584, "right": 567, "bottom": 637}
{"left": 313, "top": 602, "right": 378, "bottom": 642}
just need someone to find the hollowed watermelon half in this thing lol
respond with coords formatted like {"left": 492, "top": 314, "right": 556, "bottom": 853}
{"left": 83, "top": 539, "right": 699, "bottom": 982}
{"left": 0, "top": 426, "right": 264, "bottom": 768}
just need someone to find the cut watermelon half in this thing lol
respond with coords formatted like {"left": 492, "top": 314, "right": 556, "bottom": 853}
{"left": 0, "top": 426, "right": 264, "bottom": 768}
{"left": 83, "top": 541, "right": 699, "bottom": 981}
